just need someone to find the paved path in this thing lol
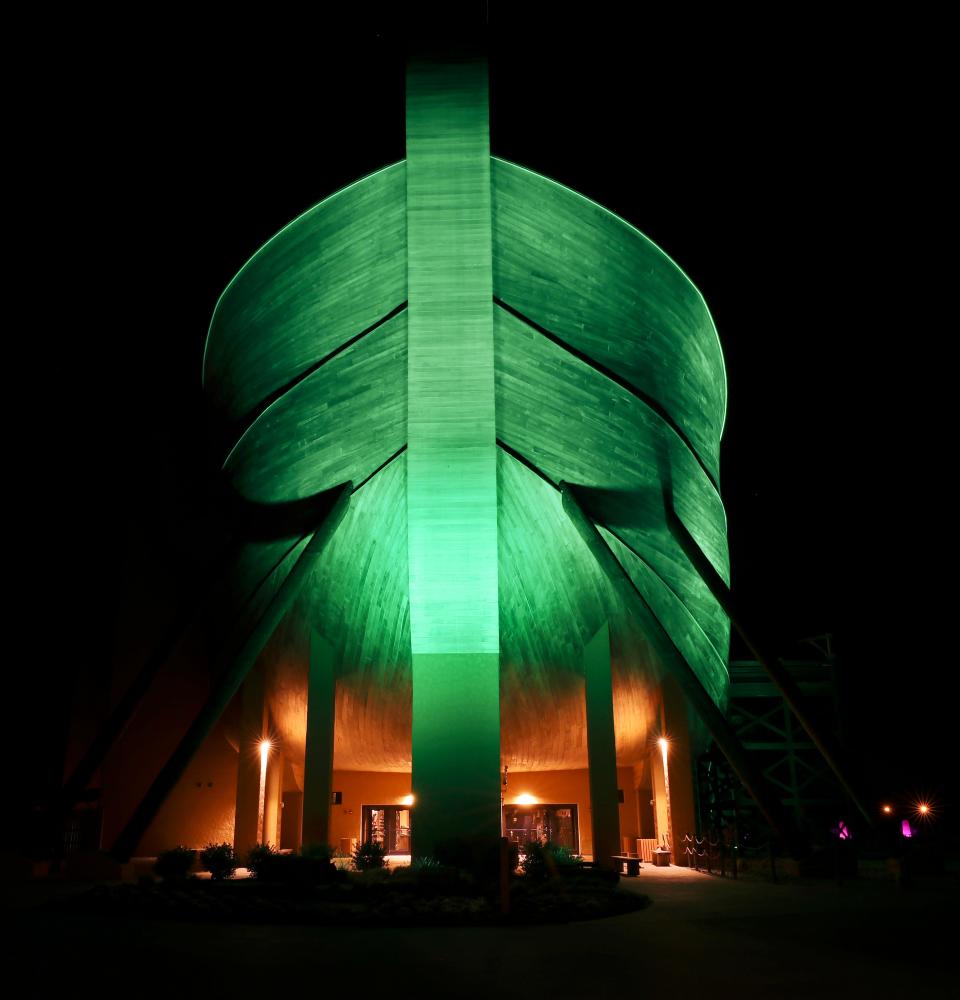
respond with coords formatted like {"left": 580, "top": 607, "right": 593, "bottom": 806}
{"left": 5, "top": 866, "right": 952, "bottom": 998}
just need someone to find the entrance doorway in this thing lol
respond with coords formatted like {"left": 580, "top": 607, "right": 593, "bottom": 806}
{"left": 503, "top": 803, "right": 580, "bottom": 852}
{"left": 361, "top": 805, "right": 412, "bottom": 854}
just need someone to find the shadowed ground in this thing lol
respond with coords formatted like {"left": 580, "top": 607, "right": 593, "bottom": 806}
{"left": 5, "top": 866, "right": 951, "bottom": 998}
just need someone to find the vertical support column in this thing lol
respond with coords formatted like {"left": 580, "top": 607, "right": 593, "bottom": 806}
{"left": 263, "top": 749, "right": 283, "bottom": 846}
{"left": 233, "top": 667, "right": 267, "bottom": 855}
{"left": 661, "top": 677, "right": 696, "bottom": 863}
{"left": 651, "top": 746, "right": 668, "bottom": 846}
{"left": 406, "top": 50, "right": 501, "bottom": 859}
{"left": 584, "top": 622, "right": 620, "bottom": 869}
{"left": 301, "top": 629, "right": 336, "bottom": 848}
{"left": 280, "top": 791, "right": 302, "bottom": 851}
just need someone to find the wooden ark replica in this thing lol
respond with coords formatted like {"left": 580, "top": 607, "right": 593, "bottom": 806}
{"left": 70, "top": 46, "right": 746, "bottom": 870}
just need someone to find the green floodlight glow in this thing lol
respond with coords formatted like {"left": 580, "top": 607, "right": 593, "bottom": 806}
{"left": 405, "top": 54, "right": 502, "bottom": 856}
{"left": 202, "top": 50, "right": 730, "bottom": 857}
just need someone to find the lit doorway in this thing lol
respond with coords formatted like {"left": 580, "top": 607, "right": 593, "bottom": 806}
{"left": 361, "top": 805, "right": 412, "bottom": 854}
{"left": 503, "top": 804, "right": 580, "bottom": 852}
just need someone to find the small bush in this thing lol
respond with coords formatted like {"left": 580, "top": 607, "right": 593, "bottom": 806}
{"left": 520, "top": 840, "right": 584, "bottom": 880}
{"left": 200, "top": 842, "right": 236, "bottom": 881}
{"left": 352, "top": 841, "right": 387, "bottom": 871}
{"left": 247, "top": 847, "right": 339, "bottom": 885}
{"left": 433, "top": 835, "right": 516, "bottom": 884}
{"left": 301, "top": 842, "right": 334, "bottom": 862}
{"left": 353, "top": 866, "right": 393, "bottom": 886}
{"left": 408, "top": 863, "right": 476, "bottom": 897}
{"left": 246, "top": 843, "right": 278, "bottom": 879}
{"left": 411, "top": 856, "right": 442, "bottom": 872}
{"left": 154, "top": 846, "right": 195, "bottom": 881}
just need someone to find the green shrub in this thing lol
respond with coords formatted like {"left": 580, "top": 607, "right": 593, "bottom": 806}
{"left": 352, "top": 841, "right": 387, "bottom": 871}
{"left": 200, "top": 842, "right": 236, "bottom": 881}
{"left": 246, "top": 845, "right": 339, "bottom": 884}
{"left": 433, "top": 835, "right": 517, "bottom": 884}
{"left": 409, "top": 862, "right": 476, "bottom": 897}
{"left": 520, "top": 840, "right": 584, "bottom": 879}
{"left": 411, "top": 856, "right": 442, "bottom": 872}
{"left": 154, "top": 846, "right": 195, "bottom": 881}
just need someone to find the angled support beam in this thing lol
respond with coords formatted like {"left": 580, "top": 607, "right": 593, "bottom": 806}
{"left": 58, "top": 543, "right": 242, "bottom": 814}
{"left": 59, "top": 508, "right": 322, "bottom": 817}
{"left": 110, "top": 482, "right": 352, "bottom": 861}
{"left": 583, "top": 622, "right": 621, "bottom": 869}
{"left": 663, "top": 501, "right": 873, "bottom": 828}
{"left": 559, "top": 482, "right": 800, "bottom": 850}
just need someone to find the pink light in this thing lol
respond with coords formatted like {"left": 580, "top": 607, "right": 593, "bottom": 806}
{"left": 901, "top": 819, "right": 913, "bottom": 838}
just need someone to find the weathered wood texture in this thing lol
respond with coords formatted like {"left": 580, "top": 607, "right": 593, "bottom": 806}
{"left": 405, "top": 54, "right": 501, "bottom": 854}
{"left": 204, "top": 162, "right": 407, "bottom": 427}
{"left": 224, "top": 312, "right": 407, "bottom": 502}
{"left": 491, "top": 156, "right": 725, "bottom": 483}
{"left": 202, "top": 140, "right": 730, "bottom": 777}
{"left": 405, "top": 56, "right": 498, "bottom": 656}
{"left": 494, "top": 304, "right": 729, "bottom": 688}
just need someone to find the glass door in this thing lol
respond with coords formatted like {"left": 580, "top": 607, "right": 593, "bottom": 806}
{"left": 361, "top": 805, "right": 413, "bottom": 854}
{"left": 503, "top": 803, "right": 580, "bottom": 852}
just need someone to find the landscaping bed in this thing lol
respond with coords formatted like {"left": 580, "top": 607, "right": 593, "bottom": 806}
{"left": 50, "top": 868, "right": 649, "bottom": 927}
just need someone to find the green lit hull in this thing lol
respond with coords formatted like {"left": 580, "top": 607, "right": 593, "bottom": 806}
{"left": 203, "top": 155, "right": 728, "bottom": 775}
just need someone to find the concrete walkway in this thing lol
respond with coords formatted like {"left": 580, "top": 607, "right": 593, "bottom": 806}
{"left": 5, "top": 866, "right": 952, "bottom": 998}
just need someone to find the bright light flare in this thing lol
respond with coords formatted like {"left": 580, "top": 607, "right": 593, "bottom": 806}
{"left": 401, "top": 794, "right": 415, "bottom": 807}
{"left": 257, "top": 738, "right": 271, "bottom": 842}
{"left": 514, "top": 793, "right": 537, "bottom": 806}
{"left": 911, "top": 795, "right": 937, "bottom": 822}
{"left": 882, "top": 805, "right": 892, "bottom": 814}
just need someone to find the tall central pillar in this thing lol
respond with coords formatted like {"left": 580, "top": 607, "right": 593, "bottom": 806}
{"left": 406, "top": 51, "right": 501, "bottom": 859}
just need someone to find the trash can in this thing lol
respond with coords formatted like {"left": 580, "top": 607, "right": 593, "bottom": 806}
{"left": 653, "top": 848, "right": 671, "bottom": 867}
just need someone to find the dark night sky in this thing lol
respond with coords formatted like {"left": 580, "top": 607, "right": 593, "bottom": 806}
{"left": 22, "top": 17, "right": 952, "bottom": 820}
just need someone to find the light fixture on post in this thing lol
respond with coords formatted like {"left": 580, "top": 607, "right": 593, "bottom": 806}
{"left": 257, "top": 739, "right": 271, "bottom": 844}
{"left": 658, "top": 736, "right": 673, "bottom": 859}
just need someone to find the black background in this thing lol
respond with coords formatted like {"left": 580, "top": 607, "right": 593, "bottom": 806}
{"left": 19, "top": 13, "right": 952, "bottom": 825}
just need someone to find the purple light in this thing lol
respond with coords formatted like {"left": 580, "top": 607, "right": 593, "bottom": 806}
{"left": 837, "top": 820, "right": 850, "bottom": 840}
{"left": 901, "top": 819, "right": 913, "bottom": 838}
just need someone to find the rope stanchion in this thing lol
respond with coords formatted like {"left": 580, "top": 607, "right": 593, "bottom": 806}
{"left": 695, "top": 834, "right": 707, "bottom": 872}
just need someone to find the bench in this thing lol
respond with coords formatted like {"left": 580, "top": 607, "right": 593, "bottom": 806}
{"left": 611, "top": 854, "right": 642, "bottom": 876}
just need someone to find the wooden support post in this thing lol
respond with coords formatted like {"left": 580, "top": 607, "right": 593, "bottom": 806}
{"left": 661, "top": 678, "right": 697, "bottom": 865}
{"left": 301, "top": 629, "right": 337, "bottom": 848}
{"left": 583, "top": 622, "right": 620, "bottom": 870}
{"left": 109, "top": 483, "right": 352, "bottom": 861}
{"left": 264, "top": 749, "right": 282, "bottom": 847}
{"left": 233, "top": 669, "right": 267, "bottom": 855}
